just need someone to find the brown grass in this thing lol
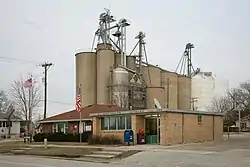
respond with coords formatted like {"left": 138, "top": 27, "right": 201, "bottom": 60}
{"left": 0, "top": 141, "right": 100, "bottom": 157}
{"left": 31, "top": 142, "right": 88, "bottom": 146}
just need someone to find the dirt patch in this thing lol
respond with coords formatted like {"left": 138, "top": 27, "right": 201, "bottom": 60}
{"left": 0, "top": 141, "right": 28, "bottom": 152}
{"left": 115, "top": 150, "right": 141, "bottom": 159}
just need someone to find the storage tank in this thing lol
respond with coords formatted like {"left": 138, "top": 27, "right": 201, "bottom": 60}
{"left": 146, "top": 87, "right": 165, "bottom": 109}
{"left": 96, "top": 45, "right": 115, "bottom": 104}
{"left": 177, "top": 75, "right": 191, "bottom": 110}
{"left": 142, "top": 65, "right": 161, "bottom": 87}
{"left": 112, "top": 67, "right": 129, "bottom": 108}
{"left": 161, "top": 70, "right": 178, "bottom": 109}
{"left": 75, "top": 52, "right": 97, "bottom": 106}
{"left": 191, "top": 72, "right": 229, "bottom": 111}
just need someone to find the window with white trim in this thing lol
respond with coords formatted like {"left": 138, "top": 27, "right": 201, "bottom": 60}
{"left": 53, "top": 123, "right": 58, "bottom": 133}
{"left": 0, "top": 121, "right": 11, "bottom": 127}
{"left": 101, "top": 115, "right": 131, "bottom": 130}
{"left": 53, "top": 122, "right": 68, "bottom": 133}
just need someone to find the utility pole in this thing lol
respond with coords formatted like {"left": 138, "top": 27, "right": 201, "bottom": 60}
{"left": 190, "top": 97, "right": 198, "bottom": 111}
{"left": 166, "top": 78, "right": 170, "bottom": 108}
{"left": 238, "top": 110, "right": 241, "bottom": 133}
{"left": 41, "top": 62, "right": 53, "bottom": 119}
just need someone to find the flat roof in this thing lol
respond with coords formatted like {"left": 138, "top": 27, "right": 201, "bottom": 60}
{"left": 89, "top": 108, "right": 224, "bottom": 117}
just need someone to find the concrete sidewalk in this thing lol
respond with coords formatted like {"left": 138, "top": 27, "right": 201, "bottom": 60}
{"left": 29, "top": 133, "right": 250, "bottom": 151}
{"left": 29, "top": 142, "right": 206, "bottom": 152}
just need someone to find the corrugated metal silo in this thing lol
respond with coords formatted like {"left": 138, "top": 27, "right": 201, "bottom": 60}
{"left": 112, "top": 67, "right": 129, "bottom": 108}
{"left": 96, "top": 44, "right": 115, "bottom": 104}
{"left": 177, "top": 75, "right": 191, "bottom": 110}
{"left": 161, "top": 70, "right": 178, "bottom": 109}
{"left": 146, "top": 87, "right": 165, "bottom": 109}
{"left": 75, "top": 52, "right": 97, "bottom": 106}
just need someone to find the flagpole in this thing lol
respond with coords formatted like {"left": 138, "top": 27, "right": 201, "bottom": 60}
{"left": 79, "top": 84, "right": 82, "bottom": 144}
{"left": 80, "top": 110, "right": 82, "bottom": 144}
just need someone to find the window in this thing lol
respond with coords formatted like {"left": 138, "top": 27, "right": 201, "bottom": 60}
{"left": 64, "top": 123, "right": 68, "bottom": 133}
{"left": 241, "top": 122, "right": 247, "bottom": 128}
{"left": 101, "top": 116, "right": 131, "bottom": 130}
{"left": 117, "top": 116, "right": 125, "bottom": 130}
{"left": 197, "top": 115, "right": 202, "bottom": 124}
{"left": 53, "top": 122, "right": 68, "bottom": 133}
{"left": 0, "top": 121, "right": 7, "bottom": 127}
{"left": 53, "top": 123, "right": 58, "bottom": 133}
{"left": 101, "top": 117, "right": 109, "bottom": 130}
{"left": 109, "top": 117, "right": 116, "bottom": 130}
{"left": 6, "top": 121, "right": 12, "bottom": 127}
{"left": 126, "top": 116, "right": 131, "bottom": 129}
{"left": 0, "top": 121, "right": 12, "bottom": 127}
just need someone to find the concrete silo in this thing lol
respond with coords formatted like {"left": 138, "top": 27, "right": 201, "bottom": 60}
{"left": 75, "top": 52, "right": 97, "bottom": 106}
{"left": 96, "top": 44, "right": 115, "bottom": 104}
{"left": 126, "top": 56, "right": 137, "bottom": 79}
{"left": 177, "top": 75, "right": 191, "bottom": 110}
{"left": 146, "top": 87, "right": 165, "bottom": 109}
{"left": 142, "top": 65, "right": 162, "bottom": 87}
{"left": 115, "top": 52, "right": 122, "bottom": 66}
{"left": 161, "top": 70, "right": 178, "bottom": 109}
{"left": 141, "top": 65, "right": 165, "bottom": 108}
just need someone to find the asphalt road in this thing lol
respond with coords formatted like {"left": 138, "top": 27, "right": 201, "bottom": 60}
{"left": 0, "top": 155, "right": 112, "bottom": 167}
{"left": 1, "top": 134, "right": 250, "bottom": 167}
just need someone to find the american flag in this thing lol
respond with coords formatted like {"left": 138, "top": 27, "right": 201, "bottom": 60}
{"left": 23, "top": 78, "right": 33, "bottom": 88}
{"left": 75, "top": 87, "right": 81, "bottom": 112}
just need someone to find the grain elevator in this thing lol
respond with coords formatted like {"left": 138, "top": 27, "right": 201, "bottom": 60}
{"left": 75, "top": 9, "right": 191, "bottom": 110}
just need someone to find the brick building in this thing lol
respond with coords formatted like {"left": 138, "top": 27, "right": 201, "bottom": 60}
{"left": 90, "top": 108, "right": 224, "bottom": 145}
{"left": 39, "top": 104, "right": 223, "bottom": 145}
{"left": 39, "top": 104, "right": 125, "bottom": 134}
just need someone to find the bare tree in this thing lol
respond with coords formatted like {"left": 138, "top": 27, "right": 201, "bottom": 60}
{"left": 229, "top": 81, "right": 250, "bottom": 119}
{"left": 208, "top": 96, "right": 234, "bottom": 113}
{"left": 208, "top": 80, "right": 250, "bottom": 128}
{"left": 0, "top": 90, "right": 10, "bottom": 113}
{"left": 10, "top": 76, "right": 42, "bottom": 142}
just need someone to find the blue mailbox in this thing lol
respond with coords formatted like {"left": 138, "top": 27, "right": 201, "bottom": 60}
{"left": 124, "top": 129, "right": 134, "bottom": 145}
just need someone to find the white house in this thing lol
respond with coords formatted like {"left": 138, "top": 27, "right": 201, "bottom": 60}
{"left": 235, "top": 115, "right": 250, "bottom": 130}
{"left": 0, "top": 113, "right": 21, "bottom": 139}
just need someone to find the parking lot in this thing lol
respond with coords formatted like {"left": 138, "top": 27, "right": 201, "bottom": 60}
{"left": 112, "top": 133, "right": 250, "bottom": 167}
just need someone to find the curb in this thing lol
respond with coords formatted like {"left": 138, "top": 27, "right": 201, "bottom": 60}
{"left": 0, "top": 152, "right": 113, "bottom": 164}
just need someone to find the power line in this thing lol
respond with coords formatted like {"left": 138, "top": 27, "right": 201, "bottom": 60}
{"left": 41, "top": 100, "right": 74, "bottom": 106}
{"left": 0, "top": 56, "right": 40, "bottom": 65}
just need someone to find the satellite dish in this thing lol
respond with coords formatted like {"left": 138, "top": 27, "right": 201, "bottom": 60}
{"left": 154, "top": 98, "right": 162, "bottom": 111}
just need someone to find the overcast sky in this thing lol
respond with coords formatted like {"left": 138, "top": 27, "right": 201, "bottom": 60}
{"left": 0, "top": 0, "right": 249, "bottom": 117}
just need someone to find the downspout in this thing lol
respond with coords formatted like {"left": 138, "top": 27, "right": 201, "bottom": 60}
{"left": 182, "top": 113, "right": 184, "bottom": 143}
{"left": 212, "top": 115, "right": 215, "bottom": 141}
